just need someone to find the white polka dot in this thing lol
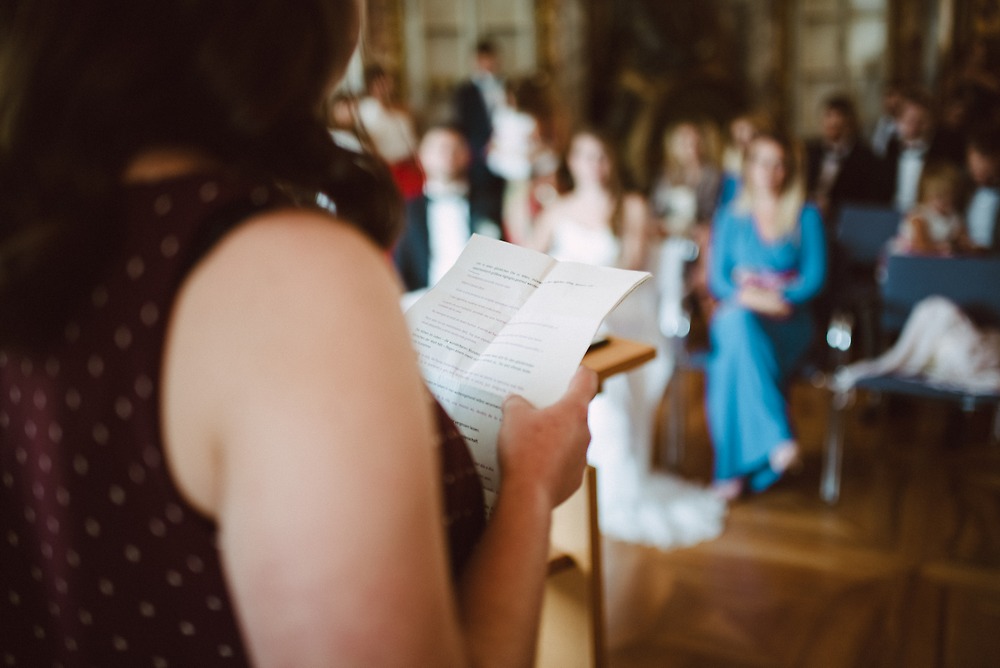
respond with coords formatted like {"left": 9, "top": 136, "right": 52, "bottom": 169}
{"left": 33, "top": 625, "right": 45, "bottom": 639}
{"left": 165, "top": 504, "right": 184, "bottom": 523}
{"left": 99, "top": 578, "right": 115, "bottom": 596}
{"left": 200, "top": 181, "right": 219, "bottom": 202}
{"left": 6, "top": 530, "right": 18, "bottom": 547}
{"left": 2, "top": 472, "right": 12, "bottom": 489}
{"left": 65, "top": 637, "right": 77, "bottom": 652}
{"left": 251, "top": 186, "right": 269, "bottom": 206}
{"left": 153, "top": 657, "right": 169, "bottom": 668}
{"left": 206, "top": 595, "right": 223, "bottom": 612}
{"left": 139, "top": 601, "right": 156, "bottom": 617}
{"left": 45, "top": 357, "right": 60, "bottom": 377}
{"left": 115, "top": 396, "right": 133, "bottom": 419}
{"left": 56, "top": 487, "right": 70, "bottom": 507}
{"left": 92, "top": 423, "right": 109, "bottom": 445}
{"left": 140, "top": 302, "right": 160, "bottom": 326}
{"left": 179, "top": 620, "right": 196, "bottom": 636}
{"left": 108, "top": 485, "right": 126, "bottom": 505}
{"left": 0, "top": 412, "right": 8, "bottom": 428}
{"left": 166, "top": 570, "right": 183, "bottom": 587}
{"left": 7, "top": 589, "right": 19, "bottom": 605}
{"left": 125, "top": 544, "right": 141, "bottom": 563}
{"left": 218, "top": 645, "right": 234, "bottom": 658}
{"left": 186, "top": 555, "right": 204, "bottom": 573}
{"left": 79, "top": 609, "right": 92, "bottom": 625}
{"left": 45, "top": 516, "right": 58, "bottom": 534}
{"left": 23, "top": 507, "right": 35, "bottom": 523}
{"left": 3, "top": 651, "right": 14, "bottom": 666}
{"left": 48, "top": 601, "right": 60, "bottom": 616}
{"left": 30, "top": 566, "right": 42, "bottom": 581}
{"left": 14, "top": 446, "right": 27, "bottom": 465}
{"left": 65, "top": 322, "right": 80, "bottom": 343}
{"left": 23, "top": 420, "right": 36, "bottom": 439}
{"left": 154, "top": 194, "right": 173, "bottom": 216}
{"left": 91, "top": 285, "right": 109, "bottom": 308}
{"left": 149, "top": 518, "right": 167, "bottom": 537}
{"left": 143, "top": 446, "right": 162, "bottom": 468}
{"left": 66, "top": 550, "right": 80, "bottom": 567}
{"left": 114, "top": 326, "right": 133, "bottom": 350}
{"left": 128, "top": 464, "right": 146, "bottom": 484}
{"left": 32, "top": 482, "right": 45, "bottom": 500}
{"left": 32, "top": 389, "right": 46, "bottom": 409}
{"left": 37, "top": 452, "right": 51, "bottom": 473}
{"left": 126, "top": 255, "right": 145, "bottom": 280}
{"left": 66, "top": 388, "right": 81, "bottom": 410}
{"left": 48, "top": 423, "right": 63, "bottom": 443}
{"left": 73, "top": 454, "right": 89, "bottom": 476}
{"left": 160, "top": 235, "right": 180, "bottom": 258}
{"left": 85, "top": 518, "right": 101, "bottom": 537}
{"left": 87, "top": 355, "right": 104, "bottom": 378}
{"left": 55, "top": 578, "right": 68, "bottom": 594}
{"left": 39, "top": 543, "right": 52, "bottom": 560}
{"left": 135, "top": 375, "right": 154, "bottom": 399}
{"left": 9, "top": 385, "right": 21, "bottom": 404}
{"left": 112, "top": 635, "right": 127, "bottom": 651}
{"left": 19, "top": 358, "right": 32, "bottom": 375}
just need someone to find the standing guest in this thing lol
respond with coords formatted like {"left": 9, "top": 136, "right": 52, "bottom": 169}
{"left": 0, "top": 3, "right": 598, "bottom": 666}
{"left": 871, "top": 81, "right": 904, "bottom": 158}
{"left": 453, "top": 39, "right": 506, "bottom": 226}
{"left": 356, "top": 64, "right": 423, "bottom": 199}
{"left": 706, "top": 133, "right": 827, "bottom": 499}
{"left": 394, "top": 126, "right": 503, "bottom": 299}
{"left": 964, "top": 125, "right": 1000, "bottom": 252}
{"left": 882, "top": 88, "right": 957, "bottom": 212}
{"left": 804, "top": 93, "right": 883, "bottom": 226}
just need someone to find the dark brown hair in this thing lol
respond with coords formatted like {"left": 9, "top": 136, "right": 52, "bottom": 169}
{"left": 0, "top": 0, "right": 401, "bottom": 350}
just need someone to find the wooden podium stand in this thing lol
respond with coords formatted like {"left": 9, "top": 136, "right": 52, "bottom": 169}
{"left": 537, "top": 336, "right": 656, "bottom": 668}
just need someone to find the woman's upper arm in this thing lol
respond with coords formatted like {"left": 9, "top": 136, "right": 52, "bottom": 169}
{"left": 161, "top": 210, "right": 464, "bottom": 666}
{"left": 783, "top": 205, "right": 827, "bottom": 304}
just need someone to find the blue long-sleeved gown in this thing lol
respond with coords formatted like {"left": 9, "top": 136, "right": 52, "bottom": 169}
{"left": 706, "top": 203, "right": 827, "bottom": 491}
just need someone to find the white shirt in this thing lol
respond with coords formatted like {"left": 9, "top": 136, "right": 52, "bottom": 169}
{"left": 894, "top": 145, "right": 926, "bottom": 212}
{"left": 426, "top": 191, "right": 472, "bottom": 287}
{"left": 967, "top": 186, "right": 1000, "bottom": 248}
{"left": 356, "top": 97, "right": 418, "bottom": 163}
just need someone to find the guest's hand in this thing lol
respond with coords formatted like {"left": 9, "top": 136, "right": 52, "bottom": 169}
{"left": 738, "top": 284, "right": 792, "bottom": 318}
{"left": 497, "top": 366, "right": 598, "bottom": 509}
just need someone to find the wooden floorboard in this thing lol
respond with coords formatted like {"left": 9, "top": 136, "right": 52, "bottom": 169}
{"left": 604, "top": 369, "right": 1000, "bottom": 668}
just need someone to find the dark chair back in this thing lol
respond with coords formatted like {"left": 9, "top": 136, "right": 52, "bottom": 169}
{"left": 835, "top": 205, "right": 901, "bottom": 266}
{"left": 880, "top": 254, "right": 1000, "bottom": 334}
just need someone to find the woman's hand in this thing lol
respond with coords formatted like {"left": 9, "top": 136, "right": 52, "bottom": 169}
{"left": 496, "top": 367, "right": 599, "bottom": 509}
{"left": 738, "top": 284, "right": 792, "bottom": 318}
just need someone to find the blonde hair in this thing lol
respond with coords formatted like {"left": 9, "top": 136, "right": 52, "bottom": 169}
{"left": 917, "top": 161, "right": 965, "bottom": 207}
{"left": 735, "top": 133, "right": 806, "bottom": 238}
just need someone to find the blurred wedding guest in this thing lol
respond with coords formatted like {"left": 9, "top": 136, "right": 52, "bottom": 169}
{"left": 883, "top": 88, "right": 957, "bottom": 212}
{"left": 356, "top": 64, "right": 423, "bottom": 199}
{"left": 0, "top": 3, "right": 598, "bottom": 666}
{"left": 719, "top": 110, "right": 772, "bottom": 207}
{"left": 394, "top": 126, "right": 503, "bottom": 299}
{"left": 871, "top": 81, "right": 904, "bottom": 157}
{"left": 532, "top": 129, "right": 724, "bottom": 549}
{"left": 706, "top": 132, "right": 827, "bottom": 499}
{"left": 964, "top": 125, "right": 1000, "bottom": 252}
{"left": 486, "top": 77, "right": 548, "bottom": 245}
{"left": 453, "top": 39, "right": 506, "bottom": 226}
{"left": 650, "top": 121, "right": 723, "bottom": 235}
{"left": 324, "top": 90, "right": 366, "bottom": 152}
{"left": 804, "top": 93, "right": 883, "bottom": 225}
{"left": 891, "top": 162, "right": 972, "bottom": 256}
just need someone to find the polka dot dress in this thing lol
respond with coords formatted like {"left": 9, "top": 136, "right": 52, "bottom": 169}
{"left": 0, "top": 172, "right": 486, "bottom": 666}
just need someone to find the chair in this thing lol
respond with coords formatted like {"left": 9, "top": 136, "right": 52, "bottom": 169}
{"left": 821, "top": 254, "right": 1000, "bottom": 504}
{"left": 825, "top": 204, "right": 901, "bottom": 365}
{"left": 537, "top": 465, "right": 606, "bottom": 667}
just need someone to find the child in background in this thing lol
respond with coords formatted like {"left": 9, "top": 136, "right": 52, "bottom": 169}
{"left": 893, "top": 161, "right": 974, "bottom": 255}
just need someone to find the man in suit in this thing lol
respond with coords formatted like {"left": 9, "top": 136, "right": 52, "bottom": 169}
{"left": 881, "top": 88, "right": 959, "bottom": 212}
{"left": 804, "top": 93, "right": 884, "bottom": 228}
{"left": 394, "top": 125, "right": 503, "bottom": 299}
{"left": 964, "top": 125, "right": 1000, "bottom": 253}
{"left": 452, "top": 39, "right": 506, "bottom": 226}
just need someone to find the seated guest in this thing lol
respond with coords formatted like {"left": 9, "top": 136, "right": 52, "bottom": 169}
{"left": 882, "top": 88, "right": 958, "bottom": 211}
{"left": 892, "top": 162, "right": 973, "bottom": 256}
{"left": 964, "top": 125, "right": 1000, "bottom": 252}
{"left": 650, "top": 121, "right": 723, "bottom": 235}
{"left": 394, "top": 126, "right": 502, "bottom": 297}
{"left": 706, "top": 132, "right": 827, "bottom": 499}
{"left": 804, "top": 93, "right": 883, "bottom": 226}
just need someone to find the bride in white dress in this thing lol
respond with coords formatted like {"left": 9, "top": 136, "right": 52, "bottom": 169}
{"left": 530, "top": 129, "right": 725, "bottom": 550}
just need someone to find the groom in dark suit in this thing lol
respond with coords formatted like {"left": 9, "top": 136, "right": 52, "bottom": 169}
{"left": 451, "top": 39, "right": 506, "bottom": 227}
{"left": 394, "top": 125, "right": 503, "bottom": 296}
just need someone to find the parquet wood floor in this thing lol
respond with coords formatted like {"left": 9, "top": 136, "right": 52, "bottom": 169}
{"left": 604, "top": 369, "right": 1000, "bottom": 668}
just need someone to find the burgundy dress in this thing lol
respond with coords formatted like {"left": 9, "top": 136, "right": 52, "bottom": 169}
{"left": 0, "top": 173, "right": 485, "bottom": 666}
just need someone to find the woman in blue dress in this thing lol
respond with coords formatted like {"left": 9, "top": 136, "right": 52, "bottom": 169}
{"left": 706, "top": 132, "right": 827, "bottom": 499}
